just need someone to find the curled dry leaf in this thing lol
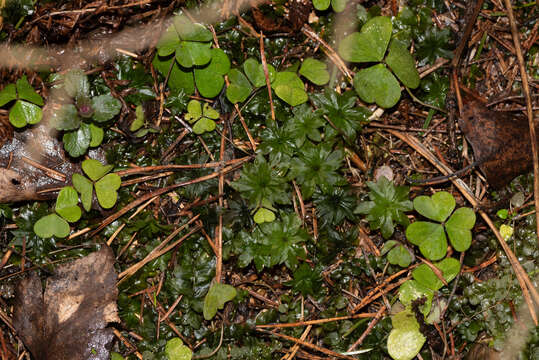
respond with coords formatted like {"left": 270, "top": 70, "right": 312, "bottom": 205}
{"left": 13, "top": 246, "right": 119, "bottom": 360}
{"left": 459, "top": 99, "right": 538, "bottom": 189}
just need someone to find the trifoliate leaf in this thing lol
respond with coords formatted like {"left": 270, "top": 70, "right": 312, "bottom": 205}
{"left": 81, "top": 159, "right": 113, "bottom": 181}
{"left": 413, "top": 191, "right": 455, "bottom": 222}
{"left": 405, "top": 221, "right": 447, "bottom": 261}
{"left": 243, "top": 58, "right": 275, "bottom": 87}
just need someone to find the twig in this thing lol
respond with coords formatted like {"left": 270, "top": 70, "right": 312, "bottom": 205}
{"left": 503, "top": 0, "right": 539, "bottom": 247}
{"left": 259, "top": 32, "right": 275, "bottom": 122}
{"left": 256, "top": 312, "right": 377, "bottom": 329}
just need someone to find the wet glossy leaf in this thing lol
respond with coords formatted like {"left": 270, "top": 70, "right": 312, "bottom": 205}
{"left": 405, "top": 221, "right": 447, "bottom": 261}
{"left": 412, "top": 257, "right": 460, "bottom": 291}
{"left": 415, "top": 27, "right": 453, "bottom": 66}
{"left": 0, "top": 83, "right": 17, "bottom": 106}
{"left": 33, "top": 213, "right": 70, "bottom": 238}
{"left": 272, "top": 72, "right": 307, "bottom": 106}
{"left": 72, "top": 173, "right": 93, "bottom": 212}
{"left": 92, "top": 94, "right": 121, "bottom": 122}
{"left": 339, "top": 16, "right": 392, "bottom": 62}
{"left": 353, "top": 64, "right": 401, "bottom": 108}
{"left": 203, "top": 282, "right": 237, "bottom": 320}
{"left": 413, "top": 191, "right": 455, "bottom": 222}
{"left": 226, "top": 69, "right": 253, "bottom": 104}
{"left": 55, "top": 186, "right": 81, "bottom": 223}
{"left": 89, "top": 123, "right": 104, "bottom": 147}
{"left": 243, "top": 58, "right": 275, "bottom": 87}
{"left": 287, "top": 263, "right": 323, "bottom": 296}
{"left": 387, "top": 309, "right": 425, "bottom": 360}
{"left": 385, "top": 40, "right": 420, "bottom": 89}
{"left": 445, "top": 207, "right": 475, "bottom": 251}
{"left": 16, "top": 76, "right": 43, "bottom": 105}
{"left": 165, "top": 338, "right": 192, "bottom": 360}
{"left": 299, "top": 58, "right": 329, "bottom": 85}
{"left": 63, "top": 123, "right": 91, "bottom": 157}
{"left": 285, "top": 103, "right": 324, "bottom": 147}
{"left": 95, "top": 173, "right": 121, "bottom": 209}
{"left": 10, "top": 100, "right": 42, "bottom": 127}
{"left": 175, "top": 41, "right": 212, "bottom": 68}
{"left": 81, "top": 159, "right": 113, "bottom": 181}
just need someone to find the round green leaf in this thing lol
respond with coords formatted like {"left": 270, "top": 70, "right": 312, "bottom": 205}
{"left": 192, "top": 117, "right": 216, "bottom": 135}
{"left": 338, "top": 16, "right": 392, "bottom": 63}
{"left": 353, "top": 64, "right": 401, "bottom": 108}
{"left": 313, "top": 0, "right": 330, "bottom": 10}
{"left": 10, "top": 100, "right": 42, "bottom": 127}
{"left": 413, "top": 191, "right": 455, "bottom": 222}
{"left": 331, "top": 0, "right": 348, "bottom": 12}
{"left": 82, "top": 159, "right": 113, "bottom": 181}
{"left": 387, "top": 243, "right": 413, "bottom": 267}
{"left": 89, "top": 123, "right": 104, "bottom": 147}
{"left": 244, "top": 58, "right": 275, "bottom": 87}
{"left": 0, "top": 83, "right": 17, "bottom": 107}
{"left": 445, "top": 207, "right": 475, "bottom": 252}
{"left": 55, "top": 186, "right": 81, "bottom": 223}
{"left": 16, "top": 76, "right": 44, "bottom": 105}
{"left": 203, "top": 282, "right": 237, "bottom": 320}
{"left": 253, "top": 208, "right": 276, "bottom": 224}
{"left": 165, "top": 338, "right": 192, "bottom": 360}
{"left": 63, "top": 123, "right": 91, "bottom": 158}
{"left": 387, "top": 310, "right": 426, "bottom": 360}
{"left": 152, "top": 54, "right": 195, "bottom": 95}
{"left": 399, "top": 280, "right": 433, "bottom": 316}
{"left": 226, "top": 69, "right": 253, "bottom": 104}
{"left": 50, "top": 104, "right": 80, "bottom": 131}
{"left": 92, "top": 94, "right": 122, "bottom": 122}
{"left": 95, "top": 173, "right": 121, "bottom": 209}
{"left": 385, "top": 40, "right": 420, "bottom": 89}
{"left": 406, "top": 221, "right": 447, "bottom": 261}
{"left": 272, "top": 72, "right": 307, "bottom": 107}
{"left": 299, "top": 58, "right": 330, "bottom": 86}
{"left": 412, "top": 257, "right": 461, "bottom": 291}
{"left": 72, "top": 173, "right": 93, "bottom": 212}
{"left": 33, "top": 213, "right": 70, "bottom": 239}
{"left": 175, "top": 41, "right": 212, "bottom": 68}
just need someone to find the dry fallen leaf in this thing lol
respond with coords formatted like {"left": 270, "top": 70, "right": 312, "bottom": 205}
{"left": 13, "top": 246, "right": 119, "bottom": 360}
{"left": 459, "top": 99, "right": 537, "bottom": 189}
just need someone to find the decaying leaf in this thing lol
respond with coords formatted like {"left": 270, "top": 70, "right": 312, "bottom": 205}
{"left": 459, "top": 99, "right": 538, "bottom": 189}
{"left": 13, "top": 246, "right": 119, "bottom": 360}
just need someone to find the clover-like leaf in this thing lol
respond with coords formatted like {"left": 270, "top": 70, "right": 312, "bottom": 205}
{"left": 272, "top": 72, "right": 307, "bottom": 106}
{"left": 194, "top": 48, "right": 230, "bottom": 98}
{"left": 253, "top": 207, "right": 276, "bottom": 224}
{"left": 226, "top": 69, "right": 253, "bottom": 104}
{"left": 82, "top": 159, "right": 113, "bottom": 181}
{"left": 203, "top": 282, "right": 237, "bottom": 320}
{"left": 398, "top": 280, "right": 433, "bottom": 316}
{"left": 16, "top": 76, "right": 44, "bottom": 105}
{"left": 175, "top": 41, "right": 212, "bottom": 68}
{"left": 95, "top": 173, "right": 121, "bottom": 209}
{"left": 72, "top": 173, "right": 93, "bottom": 212}
{"left": 353, "top": 64, "right": 401, "bottom": 108}
{"left": 33, "top": 213, "right": 70, "bottom": 238}
{"left": 0, "top": 83, "right": 17, "bottom": 107}
{"left": 92, "top": 94, "right": 121, "bottom": 122}
{"left": 385, "top": 40, "right": 420, "bottom": 89}
{"left": 355, "top": 176, "right": 412, "bottom": 239}
{"left": 165, "top": 338, "right": 192, "bottom": 360}
{"left": 63, "top": 123, "right": 91, "bottom": 158}
{"left": 339, "top": 16, "right": 392, "bottom": 62}
{"left": 445, "top": 207, "right": 475, "bottom": 252}
{"left": 89, "top": 123, "right": 104, "bottom": 147}
{"left": 405, "top": 221, "right": 447, "bottom": 261}
{"left": 9, "top": 100, "right": 42, "bottom": 128}
{"left": 299, "top": 58, "right": 329, "bottom": 86}
{"left": 192, "top": 117, "right": 216, "bottom": 134}
{"left": 55, "top": 186, "right": 81, "bottom": 223}
{"left": 412, "top": 257, "right": 460, "bottom": 291}
{"left": 387, "top": 309, "right": 426, "bottom": 360}
{"left": 413, "top": 191, "right": 455, "bottom": 222}
{"left": 243, "top": 58, "right": 275, "bottom": 87}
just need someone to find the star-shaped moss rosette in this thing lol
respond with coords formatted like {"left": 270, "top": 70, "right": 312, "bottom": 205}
{"left": 184, "top": 99, "right": 219, "bottom": 134}
{"left": 405, "top": 191, "right": 476, "bottom": 261}
{"left": 0, "top": 75, "right": 44, "bottom": 128}
{"left": 72, "top": 159, "right": 121, "bottom": 211}
{"left": 33, "top": 186, "right": 81, "bottom": 239}
{"left": 338, "top": 16, "right": 420, "bottom": 108}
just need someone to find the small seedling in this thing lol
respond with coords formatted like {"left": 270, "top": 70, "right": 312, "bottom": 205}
{"left": 184, "top": 99, "right": 219, "bottom": 134}
{"left": 0, "top": 75, "right": 43, "bottom": 128}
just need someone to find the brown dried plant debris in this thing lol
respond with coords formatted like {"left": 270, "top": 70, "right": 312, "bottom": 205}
{"left": 13, "top": 245, "right": 119, "bottom": 360}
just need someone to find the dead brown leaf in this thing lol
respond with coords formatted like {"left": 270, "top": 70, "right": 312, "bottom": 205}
{"left": 459, "top": 99, "right": 537, "bottom": 188}
{"left": 13, "top": 246, "right": 119, "bottom": 360}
